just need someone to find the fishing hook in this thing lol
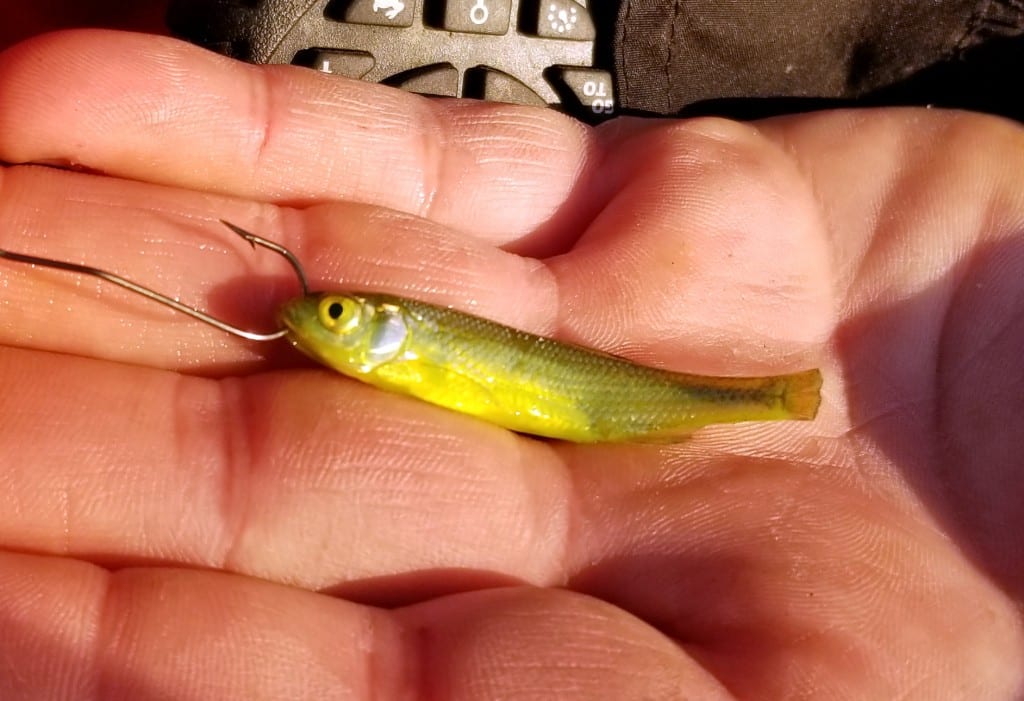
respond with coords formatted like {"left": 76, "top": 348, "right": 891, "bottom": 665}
{"left": 0, "top": 220, "right": 309, "bottom": 342}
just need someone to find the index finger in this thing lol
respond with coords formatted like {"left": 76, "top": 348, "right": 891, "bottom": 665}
{"left": 0, "top": 29, "right": 597, "bottom": 246}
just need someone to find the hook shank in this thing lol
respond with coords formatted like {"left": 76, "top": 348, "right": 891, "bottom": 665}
{"left": 0, "top": 220, "right": 310, "bottom": 342}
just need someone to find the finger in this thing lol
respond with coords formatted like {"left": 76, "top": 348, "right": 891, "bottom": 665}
{"left": 1, "top": 115, "right": 832, "bottom": 381}
{"left": 0, "top": 551, "right": 408, "bottom": 700}
{"left": 0, "top": 346, "right": 572, "bottom": 593}
{"left": 0, "top": 164, "right": 558, "bottom": 373}
{"left": 0, "top": 553, "right": 726, "bottom": 700}
{"left": 395, "top": 586, "right": 732, "bottom": 699}
{"left": 0, "top": 30, "right": 597, "bottom": 245}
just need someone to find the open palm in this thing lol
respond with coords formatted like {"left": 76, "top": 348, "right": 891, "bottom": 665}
{"left": 0, "top": 30, "right": 1021, "bottom": 700}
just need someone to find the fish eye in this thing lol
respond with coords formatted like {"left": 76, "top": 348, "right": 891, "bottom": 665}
{"left": 318, "top": 295, "right": 361, "bottom": 332}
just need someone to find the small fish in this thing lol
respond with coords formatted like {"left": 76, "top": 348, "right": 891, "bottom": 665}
{"left": 278, "top": 292, "right": 822, "bottom": 442}
{"left": 0, "top": 222, "right": 822, "bottom": 443}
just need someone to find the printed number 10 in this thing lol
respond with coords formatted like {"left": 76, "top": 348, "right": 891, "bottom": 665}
{"left": 582, "top": 80, "right": 614, "bottom": 115}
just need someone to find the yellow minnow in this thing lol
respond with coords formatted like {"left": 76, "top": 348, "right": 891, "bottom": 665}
{"left": 0, "top": 222, "right": 821, "bottom": 443}
{"left": 279, "top": 291, "right": 822, "bottom": 443}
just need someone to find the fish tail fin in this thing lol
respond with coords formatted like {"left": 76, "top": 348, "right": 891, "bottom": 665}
{"left": 781, "top": 369, "right": 823, "bottom": 420}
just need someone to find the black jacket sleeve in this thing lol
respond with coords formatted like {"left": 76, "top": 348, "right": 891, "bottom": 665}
{"left": 610, "top": 0, "right": 1024, "bottom": 120}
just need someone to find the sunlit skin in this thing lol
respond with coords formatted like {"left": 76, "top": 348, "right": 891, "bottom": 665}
{"left": 0, "top": 23, "right": 1022, "bottom": 701}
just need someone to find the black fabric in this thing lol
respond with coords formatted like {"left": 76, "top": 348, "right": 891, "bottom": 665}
{"left": 609, "top": 0, "right": 1024, "bottom": 120}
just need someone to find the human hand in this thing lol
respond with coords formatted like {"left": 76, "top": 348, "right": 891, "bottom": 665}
{"left": 0, "top": 29, "right": 1021, "bottom": 700}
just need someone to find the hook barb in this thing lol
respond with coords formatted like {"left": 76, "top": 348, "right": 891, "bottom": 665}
{"left": 219, "top": 220, "right": 309, "bottom": 296}
{"left": 0, "top": 221, "right": 312, "bottom": 343}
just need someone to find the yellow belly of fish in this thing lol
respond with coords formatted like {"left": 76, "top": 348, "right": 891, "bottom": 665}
{"left": 369, "top": 356, "right": 595, "bottom": 440}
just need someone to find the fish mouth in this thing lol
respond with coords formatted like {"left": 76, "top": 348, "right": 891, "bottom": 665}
{"left": 276, "top": 295, "right": 325, "bottom": 358}
{"left": 277, "top": 294, "right": 319, "bottom": 328}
